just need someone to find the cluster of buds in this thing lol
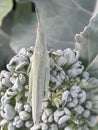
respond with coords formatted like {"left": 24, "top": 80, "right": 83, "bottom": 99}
{"left": 0, "top": 47, "right": 98, "bottom": 130}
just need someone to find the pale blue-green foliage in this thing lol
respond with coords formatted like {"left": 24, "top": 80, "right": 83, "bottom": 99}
{"left": 0, "top": 0, "right": 96, "bottom": 70}
{"left": 9, "top": 0, "right": 95, "bottom": 52}
{"left": 0, "top": 47, "right": 98, "bottom": 130}
{"left": 75, "top": 14, "right": 98, "bottom": 78}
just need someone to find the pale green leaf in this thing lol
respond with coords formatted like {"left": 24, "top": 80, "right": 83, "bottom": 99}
{"left": 75, "top": 14, "right": 98, "bottom": 78}
{"left": 0, "top": 0, "right": 12, "bottom": 26}
{"left": 10, "top": 0, "right": 95, "bottom": 52}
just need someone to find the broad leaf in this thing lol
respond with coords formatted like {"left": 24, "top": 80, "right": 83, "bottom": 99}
{"left": 75, "top": 14, "right": 98, "bottom": 78}
{"left": 10, "top": 0, "right": 96, "bottom": 52}
{"left": 0, "top": 0, "right": 12, "bottom": 26}
{"left": 10, "top": 1, "right": 37, "bottom": 52}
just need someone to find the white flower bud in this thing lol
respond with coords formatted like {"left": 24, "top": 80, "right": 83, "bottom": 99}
{"left": 42, "top": 109, "right": 53, "bottom": 122}
{"left": 1, "top": 95, "right": 11, "bottom": 104}
{"left": 50, "top": 75, "right": 57, "bottom": 83}
{"left": 58, "top": 115, "right": 70, "bottom": 125}
{"left": 45, "top": 109, "right": 53, "bottom": 117}
{"left": 13, "top": 78, "right": 23, "bottom": 91}
{"left": 42, "top": 101, "right": 49, "bottom": 110}
{"left": 30, "top": 124, "right": 41, "bottom": 130}
{"left": 0, "top": 70, "right": 11, "bottom": 79}
{"left": 24, "top": 104, "right": 31, "bottom": 112}
{"left": 70, "top": 90, "right": 78, "bottom": 98}
{"left": 19, "top": 111, "right": 31, "bottom": 121}
{"left": 88, "top": 116, "right": 97, "bottom": 127}
{"left": 60, "top": 70, "right": 65, "bottom": 80}
{"left": 74, "top": 105, "right": 84, "bottom": 114}
{"left": 80, "top": 79, "right": 88, "bottom": 87}
{"left": 41, "top": 123, "right": 48, "bottom": 130}
{"left": 68, "top": 66, "right": 83, "bottom": 78}
{"left": 82, "top": 72, "right": 89, "bottom": 80}
{"left": 49, "top": 124, "right": 58, "bottom": 130}
{"left": 6, "top": 88, "right": 17, "bottom": 97}
{"left": 0, "top": 119, "right": 9, "bottom": 126}
{"left": 15, "top": 102, "right": 23, "bottom": 113}
{"left": 54, "top": 110, "right": 64, "bottom": 122}
{"left": 67, "top": 69, "right": 78, "bottom": 78}
{"left": 25, "top": 91, "right": 29, "bottom": 97}
{"left": 42, "top": 111, "right": 47, "bottom": 122}
{"left": 64, "top": 107, "right": 71, "bottom": 116}
{"left": 78, "top": 90, "right": 87, "bottom": 104}
{"left": 57, "top": 56, "right": 65, "bottom": 66}
{"left": 70, "top": 85, "right": 81, "bottom": 92}
{"left": 53, "top": 50, "right": 63, "bottom": 56}
{"left": 25, "top": 121, "right": 33, "bottom": 128}
{"left": 8, "top": 122, "right": 15, "bottom": 130}
{"left": 64, "top": 126, "right": 72, "bottom": 130}
{"left": 16, "top": 118, "right": 24, "bottom": 128}
{"left": 86, "top": 101, "right": 92, "bottom": 109}
{"left": 14, "top": 116, "right": 20, "bottom": 122}
{"left": 63, "top": 49, "right": 79, "bottom": 65}
{"left": 3, "top": 104, "right": 16, "bottom": 120}
{"left": 62, "top": 90, "right": 69, "bottom": 102}
{"left": 48, "top": 114, "right": 54, "bottom": 123}
{"left": 83, "top": 110, "right": 90, "bottom": 118}
{"left": 2, "top": 78, "right": 12, "bottom": 88}
{"left": 67, "top": 98, "right": 78, "bottom": 108}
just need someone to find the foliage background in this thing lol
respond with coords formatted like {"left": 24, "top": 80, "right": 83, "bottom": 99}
{"left": 0, "top": 0, "right": 97, "bottom": 70}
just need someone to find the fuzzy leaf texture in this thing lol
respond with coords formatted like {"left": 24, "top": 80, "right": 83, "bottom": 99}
{"left": 6, "top": 0, "right": 95, "bottom": 52}
{"left": 75, "top": 14, "right": 98, "bottom": 78}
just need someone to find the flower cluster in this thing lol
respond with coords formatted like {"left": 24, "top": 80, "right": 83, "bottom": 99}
{"left": 0, "top": 47, "right": 98, "bottom": 130}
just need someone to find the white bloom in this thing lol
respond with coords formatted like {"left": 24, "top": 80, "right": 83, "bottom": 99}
{"left": 86, "top": 101, "right": 92, "bottom": 109}
{"left": 73, "top": 105, "right": 84, "bottom": 114}
{"left": 2, "top": 78, "right": 12, "bottom": 88}
{"left": 15, "top": 102, "right": 23, "bottom": 113}
{"left": 19, "top": 111, "right": 31, "bottom": 121}
{"left": 62, "top": 91, "right": 69, "bottom": 102}
{"left": 58, "top": 115, "right": 70, "bottom": 125}
{"left": 49, "top": 124, "right": 58, "bottom": 130}
{"left": 64, "top": 107, "right": 71, "bottom": 116}
{"left": 0, "top": 119, "right": 9, "bottom": 126}
{"left": 41, "top": 123, "right": 48, "bottom": 130}
{"left": 25, "top": 121, "right": 33, "bottom": 128}
{"left": 3, "top": 104, "right": 16, "bottom": 120}
{"left": 52, "top": 49, "right": 63, "bottom": 56}
{"left": 54, "top": 110, "right": 64, "bottom": 122}
{"left": 48, "top": 114, "right": 54, "bottom": 123}
{"left": 82, "top": 72, "right": 89, "bottom": 80}
{"left": 64, "top": 126, "right": 72, "bottom": 130}
{"left": 8, "top": 122, "right": 15, "bottom": 130}
{"left": 30, "top": 124, "right": 41, "bottom": 130}
{"left": 88, "top": 116, "right": 97, "bottom": 127}
{"left": 57, "top": 56, "right": 65, "bottom": 66}
{"left": 83, "top": 110, "right": 90, "bottom": 118}
{"left": 13, "top": 78, "right": 23, "bottom": 91}
{"left": 24, "top": 103, "right": 32, "bottom": 112}
{"left": 6, "top": 88, "right": 17, "bottom": 97}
